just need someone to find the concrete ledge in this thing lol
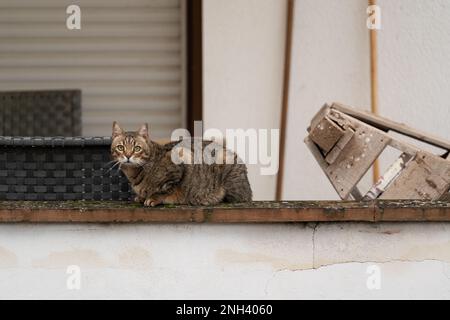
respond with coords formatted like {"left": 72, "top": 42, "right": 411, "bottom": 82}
{"left": 0, "top": 200, "right": 450, "bottom": 223}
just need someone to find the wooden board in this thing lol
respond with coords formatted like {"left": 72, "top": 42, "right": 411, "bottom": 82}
{"left": 308, "top": 103, "right": 330, "bottom": 132}
{"left": 380, "top": 151, "right": 450, "bottom": 200}
{"left": 332, "top": 102, "right": 450, "bottom": 151}
{"left": 324, "top": 113, "right": 390, "bottom": 199}
{"left": 364, "top": 153, "right": 413, "bottom": 200}
{"left": 305, "top": 136, "right": 359, "bottom": 199}
{"left": 0, "top": 200, "right": 450, "bottom": 222}
{"left": 309, "top": 115, "right": 345, "bottom": 153}
{"left": 325, "top": 127, "right": 355, "bottom": 164}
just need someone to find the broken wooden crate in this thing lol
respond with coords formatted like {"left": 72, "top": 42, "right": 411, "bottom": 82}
{"left": 305, "top": 103, "right": 450, "bottom": 201}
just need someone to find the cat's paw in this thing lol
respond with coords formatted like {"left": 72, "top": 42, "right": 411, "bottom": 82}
{"left": 144, "top": 198, "right": 162, "bottom": 207}
{"left": 134, "top": 195, "right": 144, "bottom": 203}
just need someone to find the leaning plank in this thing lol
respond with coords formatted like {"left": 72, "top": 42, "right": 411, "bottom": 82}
{"left": 306, "top": 103, "right": 450, "bottom": 201}
{"left": 332, "top": 102, "right": 450, "bottom": 151}
{"left": 364, "top": 153, "right": 413, "bottom": 200}
{"left": 309, "top": 103, "right": 330, "bottom": 132}
{"left": 304, "top": 136, "right": 344, "bottom": 196}
{"left": 0, "top": 200, "right": 450, "bottom": 222}
{"left": 324, "top": 114, "right": 390, "bottom": 199}
{"left": 325, "top": 127, "right": 355, "bottom": 164}
{"left": 309, "top": 115, "right": 345, "bottom": 153}
{"left": 380, "top": 152, "right": 450, "bottom": 200}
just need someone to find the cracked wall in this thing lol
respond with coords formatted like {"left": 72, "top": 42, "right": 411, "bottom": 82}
{"left": 0, "top": 223, "right": 449, "bottom": 299}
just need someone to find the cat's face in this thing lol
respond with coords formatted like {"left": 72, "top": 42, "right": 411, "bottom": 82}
{"left": 111, "top": 122, "right": 151, "bottom": 166}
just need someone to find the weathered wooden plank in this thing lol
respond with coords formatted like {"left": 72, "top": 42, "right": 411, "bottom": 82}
{"left": 380, "top": 151, "right": 450, "bottom": 200}
{"left": 0, "top": 200, "right": 450, "bottom": 222}
{"left": 332, "top": 102, "right": 450, "bottom": 151}
{"left": 325, "top": 127, "right": 355, "bottom": 164}
{"left": 307, "top": 103, "right": 450, "bottom": 201}
{"left": 304, "top": 136, "right": 343, "bottom": 195}
{"left": 324, "top": 113, "right": 390, "bottom": 199}
{"left": 375, "top": 200, "right": 450, "bottom": 221}
{"left": 364, "top": 153, "right": 413, "bottom": 200}
{"left": 309, "top": 116, "right": 345, "bottom": 153}
{"left": 387, "top": 138, "right": 418, "bottom": 156}
{"left": 308, "top": 103, "right": 330, "bottom": 133}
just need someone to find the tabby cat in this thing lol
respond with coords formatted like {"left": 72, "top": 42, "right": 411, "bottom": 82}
{"left": 111, "top": 122, "right": 252, "bottom": 206}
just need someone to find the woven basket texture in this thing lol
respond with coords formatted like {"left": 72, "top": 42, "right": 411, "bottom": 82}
{"left": 0, "top": 137, "right": 132, "bottom": 201}
{"left": 0, "top": 90, "right": 82, "bottom": 136}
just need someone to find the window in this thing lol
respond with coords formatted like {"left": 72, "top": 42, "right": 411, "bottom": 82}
{"left": 0, "top": 0, "right": 193, "bottom": 138}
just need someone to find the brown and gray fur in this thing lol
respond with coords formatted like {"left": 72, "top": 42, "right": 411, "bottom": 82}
{"left": 111, "top": 122, "right": 252, "bottom": 206}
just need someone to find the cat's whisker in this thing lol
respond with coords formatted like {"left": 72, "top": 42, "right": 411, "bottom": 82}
{"left": 105, "top": 161, "right": 120, "bottom": 173}
{"left": 102, "top": 160, "right": 118, "bottom": 169}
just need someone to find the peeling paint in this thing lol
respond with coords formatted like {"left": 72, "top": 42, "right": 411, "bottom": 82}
{"left": 215, "top": 249, "right": 312, "bottom": 270}
{"left": 118, "top": 246, "right": 152, "bottom": 269}
{"left": 0, "top": 246, "right": 18, "bottom": 268}
{"left": 402, "top": 241, "right": 450, "bottom": 262}
{"left": 313, "top": 223, "right": 450, "bottom": 269}
{"left": 32, "top": 249, "right": 108, "bottom": 269}
{"left": 30, "top": 247, "right": 153, "bottom": 270}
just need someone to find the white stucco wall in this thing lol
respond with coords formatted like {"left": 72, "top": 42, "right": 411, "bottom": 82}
{"left": 283, "top": 0, "right": 450, "bottom": 200}
{"left": 1, "top": 222, "right": 449, "bottom": 299}
{"left": 203, "top": 0, "right": 287, "bottom": 200}
{"left": 376, "top": 0, "right": 450, "bottom": 160}
{"left": 377, "top": 0, "right": 450, "bottom": 139}
{"left": 1, "top": 0, "right": 450, "bottom": 300}
{"left": 282, "top": 0, "right": 371, "bottom": 200}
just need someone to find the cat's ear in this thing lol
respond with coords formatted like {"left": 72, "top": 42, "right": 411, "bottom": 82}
{"left": 112, "top": 121, "right": 124, "bottom": 138}
{"left": 138, "top": 123, "right": 149, "bottom": 140}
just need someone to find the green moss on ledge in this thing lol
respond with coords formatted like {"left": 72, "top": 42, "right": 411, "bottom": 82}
{"left": 0, "top": 199, "right": 449, "bottom": 211}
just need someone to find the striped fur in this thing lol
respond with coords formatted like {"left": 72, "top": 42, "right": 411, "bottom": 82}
{"left": 111, "top": 122, "right": 252, "bottom": 206}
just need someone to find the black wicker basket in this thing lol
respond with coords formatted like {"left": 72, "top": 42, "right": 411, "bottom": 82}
{"left": 0, "top": 136, "right": 132, "bottom": 201}
{"left": 0, "top": 90, "right": 82, "bottom": 136}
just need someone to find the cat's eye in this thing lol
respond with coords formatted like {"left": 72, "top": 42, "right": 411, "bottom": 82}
{"left": 116, "top": 145, "right": 124, "bottom": 151}
{"left": 134, "top": 146, "right": 142, "bottom": 152}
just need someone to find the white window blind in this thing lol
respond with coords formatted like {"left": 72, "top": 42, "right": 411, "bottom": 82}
{"left": 0, "top": 0, "right": 186, "bottom": 138}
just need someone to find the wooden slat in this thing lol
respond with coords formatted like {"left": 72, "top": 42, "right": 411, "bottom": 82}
{"left": 324, "top": 115, "right": 389, "bottom": 199}
{"left": 0, "top": 38, "right": 181, "bottom": 53}
{"left": 83, "top": 111, "right": 181, "bottom": 126}
{"left": 0, "top": 52, "right": 180, "bottom": 67}
{"left": 332, "top": 102, "right": 450, "bottom": 151}
{"left": 309, "top": 116, "right": 344, "bottom": 153}
{"left": 0, "top": 8, "right": 181, "bottom": 23}
{"left": 0, "top": 81, "right": 180, "bottom": 95}
{"left": 325, "top": 128, "right": 355, "bottom": 164}
{"left": 0, "top": 67, "right": 180, "bottom": 81}
{"left": 380, "top": 152, "right": 450, "bottom": 200}
{"left": 84, "top": 96, "right": 180, "bottom": 111}
{"left": 0, "top": 0, "right": 180, "bottom": 8}
{"left": 0, "top": 0, "right": 184, "bottom": 139}
{"left": 0, "top": 23, "right": 180, "bottom": 38}
{"left": 0, "top": 200, "right": 449, "bottom": 223}
{"left": 83, "top": 123, "right": 176, "bottom": 138}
